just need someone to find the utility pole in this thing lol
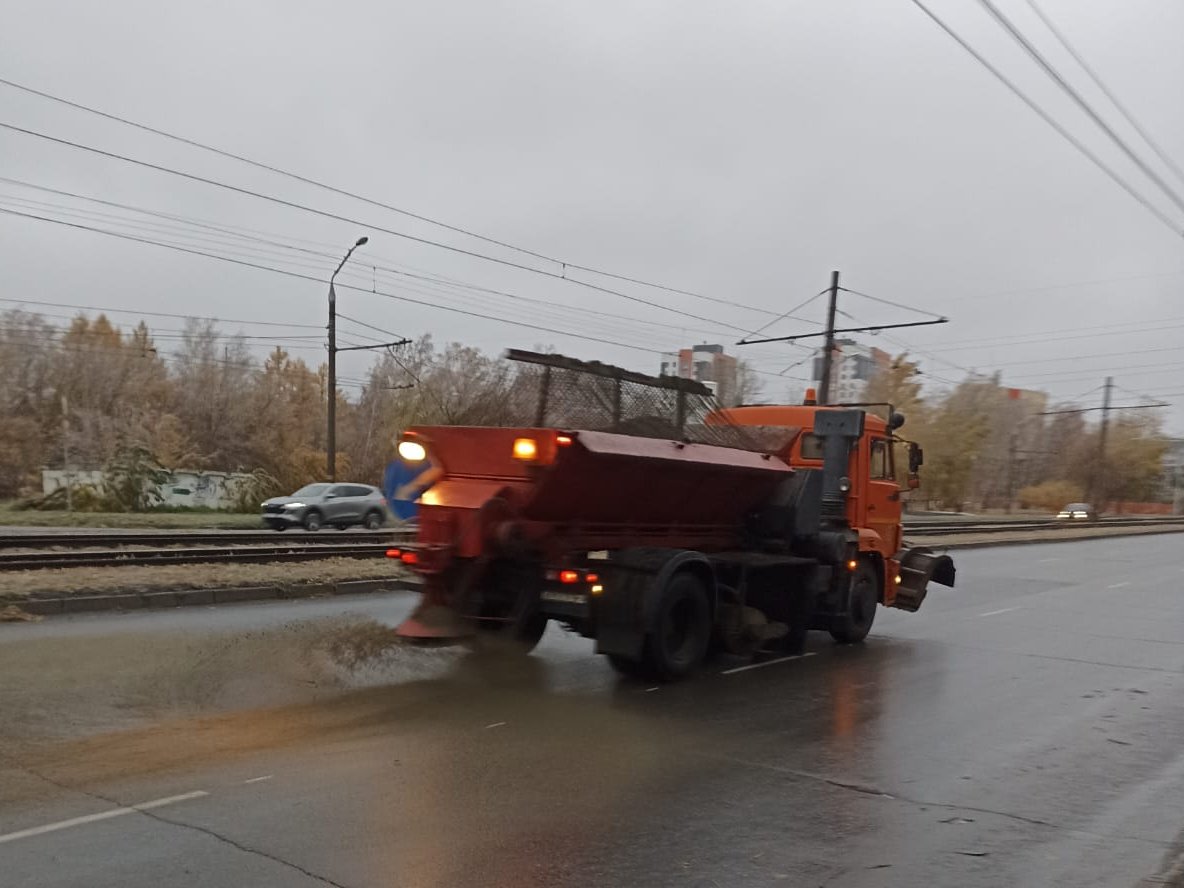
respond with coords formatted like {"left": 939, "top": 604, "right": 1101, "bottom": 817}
{"left": 61, "top": 394, "right": 72, "bottom": 514}
{"left": 327, "top": 236, "right": 369, "bottom": 482}
{"left": 817, "top": 270, "right": 840, "bottom": 405}
{"left": 1005, "top": 435, "right": 1017, "bottom": 513}
{"left": 1094, "top": 376, "right": 1113, "bottom": 508}
{"left": 734, "top": 271, "right": 949, "bottom": 398}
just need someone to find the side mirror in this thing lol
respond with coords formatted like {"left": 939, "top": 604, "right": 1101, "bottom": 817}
{"left": 907, "top": 476, "right": 921, "bottom": 490}
{"left": 908, "top": 443, "right": 924, "bottom": 473}
{"left": 324, "top": 492, "right": 337, "bottom": 500}
{"left": 888, "top": 411, "right": 906, "bottom": 432}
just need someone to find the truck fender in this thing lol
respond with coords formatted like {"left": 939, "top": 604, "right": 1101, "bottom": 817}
{"left": 595, "top": 548, "right": 716, "bottom": 659}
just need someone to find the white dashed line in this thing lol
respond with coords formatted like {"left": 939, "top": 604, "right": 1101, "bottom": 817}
{"left": 484, "top": 722, "right": 507, "bottom": 729}
{"left": 0, "top": 790, "right": 209, "bottom": 845}
{"left": 978, "top": 606, "right": 1022, "bottom": 617}
{"left": 242, "top": 775, "right": 273, "bottom": 784}
{"left": 1108, "top": 582, "right": 1131, "bottom": 589}
{"left": 722, "top": 652, "right": 817, "bottom": 675}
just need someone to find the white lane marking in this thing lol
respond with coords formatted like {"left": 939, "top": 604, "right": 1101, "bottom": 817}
{"left": 978, "top": 606, "right": 1022, "bottom": 617}
{"left": 722, "top": 652, "right": 817, "bottom": 675}
{"left": 242, "top": 775, "right": 273, "bottom": 784}
{"left": 484, "top": 722, "right": 507, "bottom": 729}
{"left": 0, "top": 790, "right": 209, "bottom": 845}
{"left": 1108, "top": 582, "right": 1131, "bottom": 589}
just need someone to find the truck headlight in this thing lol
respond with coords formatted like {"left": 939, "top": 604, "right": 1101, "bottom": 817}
{"left": 398, "top": 440, "right": 427, "bottom": 462}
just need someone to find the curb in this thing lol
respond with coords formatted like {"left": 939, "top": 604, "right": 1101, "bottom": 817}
{"left": 911, "top": 525, "right": 1184, "bottom": 552}
{"left": 10, "top": 577, "right": 422, "bottom": 617}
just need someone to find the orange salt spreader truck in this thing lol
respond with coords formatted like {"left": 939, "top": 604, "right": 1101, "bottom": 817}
{"left": 388, "top": 350, "right": 954, "bottom": 680}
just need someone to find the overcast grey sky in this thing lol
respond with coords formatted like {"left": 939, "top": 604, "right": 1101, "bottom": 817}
{"left": 1, "top": 0, "right": 1182, "bottom": 430}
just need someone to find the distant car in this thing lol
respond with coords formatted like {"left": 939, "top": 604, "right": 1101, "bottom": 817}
{"left": 262, "top": 483, "right": 389, "bottom": 531}
{"left": 1056, "top": 502, "right": 1098, "bottom": 521}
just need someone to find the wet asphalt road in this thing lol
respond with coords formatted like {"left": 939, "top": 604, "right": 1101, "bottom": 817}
{"left": 1, "top": 535, "right": 1183, "bottom": 887}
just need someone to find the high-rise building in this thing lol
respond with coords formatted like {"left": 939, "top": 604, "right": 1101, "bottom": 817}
{"left": 809, "top": 339, "right": 892, "bottom": 403}
{"left": 660, "top": 343, "right": 739, "bottom": 403}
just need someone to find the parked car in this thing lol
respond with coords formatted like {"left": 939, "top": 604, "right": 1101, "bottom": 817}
{"left": 1056, "top": 502, "right": 1098, "bottom": 521}
{"left": 261, "top": 483, "right": 389, "bottom": 531}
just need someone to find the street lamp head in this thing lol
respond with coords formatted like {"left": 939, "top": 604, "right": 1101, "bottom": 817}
{"left": 355, "top": 236, "right": 369, "bottom": 247}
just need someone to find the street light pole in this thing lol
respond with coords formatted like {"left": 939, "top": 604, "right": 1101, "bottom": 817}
{"left": 327, "top": 235, "right": 368, "bottom": 482}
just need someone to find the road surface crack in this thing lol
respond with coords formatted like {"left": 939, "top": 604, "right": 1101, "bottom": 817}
{"left": 0, "top": 752, "right": 352, "bottom": 888}
{"left": 699, "top": 752, "right": 1171, "bottom": 848}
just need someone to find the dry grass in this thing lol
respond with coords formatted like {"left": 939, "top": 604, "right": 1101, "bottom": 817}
{"left": 0, "top": 556, "right": 405, "bottom": 600}
{"left": 910, "top": 522, "right": 1184, "bottom": 549}
{"left": 0, "top": 505, "right": 262, "bottom": 530}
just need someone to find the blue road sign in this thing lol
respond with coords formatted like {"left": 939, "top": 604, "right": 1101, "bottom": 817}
{"left": 383, "top": 456, "right": 439, "bottom": 521}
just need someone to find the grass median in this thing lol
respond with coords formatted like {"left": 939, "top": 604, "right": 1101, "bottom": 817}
{"left": 0, "top": 557, "right": 406, "bottom": 602}
{"left": 0, "top": 503, "right": 263, "bottom": 530}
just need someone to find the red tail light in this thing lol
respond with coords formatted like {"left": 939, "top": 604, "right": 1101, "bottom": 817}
{"left": 401, "top": 551, "right": 419, "bottom": 565}
{"left": 385, "top": 548, "right": 402, "bottom": 559}
{"left": 559, "top": 570, "right": 580, "bottom": 584}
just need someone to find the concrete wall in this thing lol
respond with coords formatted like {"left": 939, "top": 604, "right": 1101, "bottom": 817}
{"left": 42, "top": 469, "right": 255, "bottom": 510}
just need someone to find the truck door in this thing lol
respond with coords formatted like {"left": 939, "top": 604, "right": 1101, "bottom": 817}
{"left": 865, "top": 437, "right": 902, "bottom": 555}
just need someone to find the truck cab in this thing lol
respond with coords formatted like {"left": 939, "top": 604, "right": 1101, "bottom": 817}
{"left": 710, "top": 403, "right": 917, "bottom": 609}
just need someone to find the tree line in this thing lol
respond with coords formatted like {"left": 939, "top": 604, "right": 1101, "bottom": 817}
{"left": 864, "top": 355, "right": 1170, "bottom": 511}
{"left": 0, "top": 308, "right": 1170, "bottom": 512}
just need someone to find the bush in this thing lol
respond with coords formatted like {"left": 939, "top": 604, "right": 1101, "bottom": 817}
{"left": 1018, "top": 480, "right": 1084, "bottom": 512}
{"left": 102, "top": 445, "right": 170, "bottom": 512}
{"left": 16, "top": 484, "right": 108, "bottom": 512}
{"left": 228, "top": 468, "right": 283, "bottom": 512}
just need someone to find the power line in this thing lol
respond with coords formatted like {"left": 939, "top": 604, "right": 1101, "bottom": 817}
{"left": 0, "top": 192, "right": 710, "bottom": 352}
{"left": 907, "top": 0, "right": 1184, "bottom": 239}
{"left": 0, "top": 120, "right": 760, "bottom": 333}
{"left": 0, "top": 178, "right": 745, "bottom": 342}
{"left": 739, "top": 317, "right": 948, "bottom": 346}
{"left": 975, "top": 0, "right": 1184, "bottom": 215}
{"left": 941, "top": 268, "right": 1184, "bottom": 305}
{"left": 0, "top": 206, "right": 679, "bottom": 356}
{"left": 837, "top": 287, "right": 945, "bottom": 320}
{"left": 0, "top": 295, "right": 323, "bottom": 330}
{"left": 923, "top": 316, "right": 1184, "bottom": 353}
{"left": 0, "top": 75, "right": 782, "bottom": 319}
{"left": 738, "top": 288, "right": 827, "bottom": 341}
{"left": 0, "top": 176, "right": 337, "bottom": 260}
{"left": 1021, "top": 0, "right": 1184, "bottom": 191}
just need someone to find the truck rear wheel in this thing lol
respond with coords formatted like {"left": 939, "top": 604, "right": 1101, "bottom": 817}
{"left": 829, "top": 560, "right": 878, "bottom": 644}
{"left": 642, "top": 571, "right": 712, "bottom": 681}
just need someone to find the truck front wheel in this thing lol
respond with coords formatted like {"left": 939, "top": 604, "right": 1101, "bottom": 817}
{"left": 829, "top": 560, "right": 879, "bottom": 644}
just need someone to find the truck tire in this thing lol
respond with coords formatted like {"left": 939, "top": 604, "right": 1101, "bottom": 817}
{"left": 642, "top": 571, "right": 712, "bottom": 681}
{"left": 830, "top": 560, "right": 878, "bottom": 644}
{"left": 472, "top": 562, "right": 548, "bottom": 654}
